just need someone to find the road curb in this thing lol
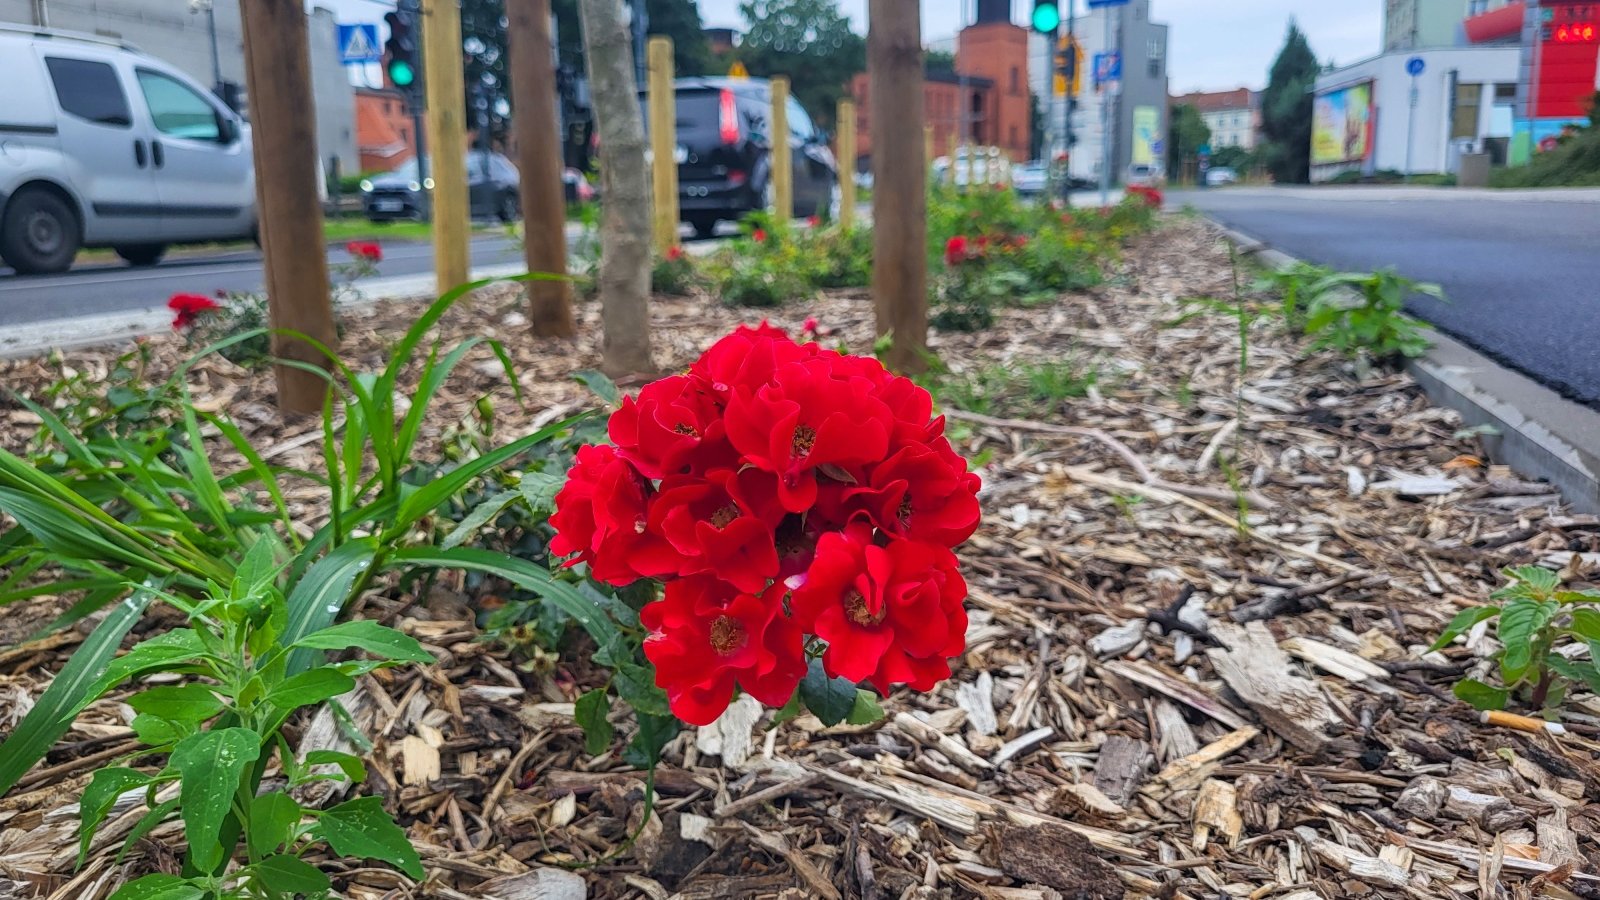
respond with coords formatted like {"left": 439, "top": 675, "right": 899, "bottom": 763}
{"left": 1214, "top": 220, "right": 1600, "bottom": 514}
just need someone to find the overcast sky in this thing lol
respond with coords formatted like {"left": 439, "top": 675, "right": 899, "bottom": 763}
{"left": 694, "top": 0, "right": 1384, "bottom": 93}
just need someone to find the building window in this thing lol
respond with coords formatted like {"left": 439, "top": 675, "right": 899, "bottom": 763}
{"left": 1010, "top": 66, "right": 1020, "bottom": 95}
{"left": 1468, "top": 0, "right": 1488, "bottom": 14}
{"left": 1452, "top": 82, "right": 1482, "bottom": 139}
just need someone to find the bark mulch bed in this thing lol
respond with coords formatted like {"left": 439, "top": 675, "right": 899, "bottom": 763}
{"left": 3, "top": 218, "right": 1599, "bottom": 899}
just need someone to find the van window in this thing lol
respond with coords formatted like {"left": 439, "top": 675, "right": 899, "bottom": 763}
{"left": 136, "top": 69, "right": 221, "bottom": 141}
{"left": 44, "top": 57, "right": 132, "bottom": 127}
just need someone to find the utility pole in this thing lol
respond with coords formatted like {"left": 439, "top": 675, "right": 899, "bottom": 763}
{"left": 1064, "top": 0, "right": 1076, "bottom": 201}
{"left": 506, "top": 0, "right": 575, "bottom": 336}
{"left": 771, "top": 76, "right": 792, "bottom": 223}
{"left": 647, "top": 36, "right": 679, "bottom": 252}
{"left": 868, "top": 0, "right": 927, "bottom": 374}
{"left": 1098, "top": 4, "right": 1117, "bottom": 205}
{"left": 423, "top": 0, "right": 469, "bottom": 292}
{"left": 239, "top": 0, "right": 336, "bottom": 415}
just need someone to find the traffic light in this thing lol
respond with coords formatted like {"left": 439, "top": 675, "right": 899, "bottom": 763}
{"left": 1031, "top": 0, "right": 1061, "bottom": 34}
{"left": 384, "top": 2, "right": 421, "bottom": 94}
{"left": 1053, "top": 35, "right": 1081, "bottom": 97}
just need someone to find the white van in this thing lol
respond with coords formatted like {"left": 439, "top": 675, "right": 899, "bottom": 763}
{"left": 0, "top": 24, "right": 256, "bottom": 274}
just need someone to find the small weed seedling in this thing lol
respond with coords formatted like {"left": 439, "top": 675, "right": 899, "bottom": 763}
{"left": 1433, "top": 566, "right": 1600, "bottom": 715}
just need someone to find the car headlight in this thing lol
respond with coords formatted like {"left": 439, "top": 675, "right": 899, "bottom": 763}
{"left": 358, "top": 178, "right": 373, "bottom": 192}
{"left": 408, "top": 180, "right": 422, "bottom": 191}
{"left": 423, "top": 177, "right": 435, "bottom": 190}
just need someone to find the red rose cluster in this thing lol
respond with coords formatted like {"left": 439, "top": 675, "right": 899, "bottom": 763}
{"left": 1126, "top": 185, "right": 1164, "bottom": 209}
{"left": 167, "top": 292, "right": 221, "bottom": 330}
{"left": 550, "top": 324, "right": 980, "bottom": 725}
{"left": 345, "top": 240, "right": 383, "bottom": 263}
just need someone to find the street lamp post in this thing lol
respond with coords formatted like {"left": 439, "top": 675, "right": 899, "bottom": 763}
{"left": 189, "top": 0, "right": 223, "bottom": 92}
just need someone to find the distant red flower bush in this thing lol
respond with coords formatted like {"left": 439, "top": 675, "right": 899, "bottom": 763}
{"left": 943, "top": 236, "right": 970, "bottom": 267}
{"left": 167, "top": 293, "right": 221, "bottom": 330}
{"left": 751, "top": 228, "right": 768, "bottom": 244}
{"left": 550, "top": 324, "right": 979, "bottom": 725}
{"left": 345, "top": 240, "right": 382, "bottom": 262}
{"left": 666, "top": 244, "right": 685, "bottom": 261}
{"left": 1126, "top": 185, "right": 1163, "bottom": 209}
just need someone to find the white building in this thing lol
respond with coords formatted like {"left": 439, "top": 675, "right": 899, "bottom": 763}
{"left": 1310, "top": 45, "right": 1521, "bottom": 181}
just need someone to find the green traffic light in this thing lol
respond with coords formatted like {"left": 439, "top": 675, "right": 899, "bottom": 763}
{"left": 1031, "top": 2, "right": 1060, "bottom": 33}
{"left": 389, "top": 59, "right": 415, "bottom": 87}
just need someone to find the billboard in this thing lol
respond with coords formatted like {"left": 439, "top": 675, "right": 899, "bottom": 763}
{"left": 1132, "top": 106, "right": 1160, "bottom": 166}
{"left": 1312, "top": 82, "right": 1374, "bottom": 165}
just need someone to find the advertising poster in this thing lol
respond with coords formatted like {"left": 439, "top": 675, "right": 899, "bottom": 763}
{"left": 1132, "top": 106, "right": 1160, "bottom": 166}
{"left": 1312, "top": 82, "right": 1374, "bottom": 165}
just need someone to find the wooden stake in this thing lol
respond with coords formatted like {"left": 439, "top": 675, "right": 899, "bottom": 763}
{"left": 238, "top": 0, "right": 335, "bottom": 415}
{"left": 867, "top": 0, "right": 927, "bottom": 374}
{"left": 770, "top": 76, "right": 792, "bottom": 224}
{"left": 506, "top": 0, "right": 575, "bottom": 337}
{"left": 423, "top": 0, "right": 469, "bottom": 292}
{"left": 647, "top": 36, "right": 679, "bottom": 254}
{"left": 836, "top": 99, "right": 856, "bottom": 229}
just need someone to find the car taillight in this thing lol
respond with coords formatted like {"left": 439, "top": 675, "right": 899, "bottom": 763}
{"left": 719, "top": 89, "right": 738, "bottom": 146}
{"left": 728, "top": 169, "right": 747, "bottom": 186}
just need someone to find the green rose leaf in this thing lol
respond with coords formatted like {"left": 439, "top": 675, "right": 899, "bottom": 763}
{"left": 846, "top": 689, "right": 885, "bottom": 725}
{"left": 799, "top": 658, "right": 856, "bottom": 727}
{"left": 624, "top": 712, "right": 680, "bottom": 769}
{"left": 266, "top": 668, "right": 356, "bottom": 712}
{"left": 613, "top": 662, "right": 671, "bottom": 718}
{"left": 169, "top": 727, "right": 262, "bottom": 872}
{"left": 293, "top": 621, "right": 434, "bottom": 665}
{"left": 315, "top": 795, "right": 423, "bottom": 879}
{"left": 575, "top": 688, "right": 614, "bottom": 756}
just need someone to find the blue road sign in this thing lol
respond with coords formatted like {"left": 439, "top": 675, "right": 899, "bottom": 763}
{"left": 1150, "top": 139, "right": 1165, "bottom": 156}
{"left": 1087, "top": 0, "right": 1131, "bottom": 7}
{"left": 1093, "top": 52, "right": 1122, "bottom": 86}
{"left": 338, "top": 24, "right": 381, "bottom": 64}
{"left": 1406, "top": 56, "right": 1425, "bottom": 76}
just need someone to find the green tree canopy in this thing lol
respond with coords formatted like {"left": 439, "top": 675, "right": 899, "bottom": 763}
{"left": 735, "top": 0, "right": 866, "bottom": 130}
{"left": 1261, "top": 22, "right": 1318, "bottom": 183}
{"left": 1167, "top": 103, "right": 1210, "bottom": 180}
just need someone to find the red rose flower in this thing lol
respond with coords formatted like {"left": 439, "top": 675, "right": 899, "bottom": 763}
{"left": 608, "top": 375, "right": 730, "bottom": 479}
{"left": 801, "top": 316, "right": 820, "bottom": 337}
{"left": 643, "top": 579, "right": 807, "bottom": 725}
{"left": 345, "top": 240, "right": 382, "bottom": 262}
{"left": 167, "top": 292, "right": 221, "bottom": 330}
{"left": 791, "top": 526, "right": 968, "bottom": 693}
{"left": 666, "top": 244, "right": 685, "bottom": 261}
{"left": 752, "top": 228, "right": 767, "bottom": 243}
{"left": 850, "top": 439, "right": 981, "bottom": 546}
{"left": 549, "top": 445, "right": 679, "bottom": 585}
{"left": 806, "top": 215, "right": 820, "bottom": 227}
{"left": 725, "top": 357, "right": 894, "bottom": 512}
{"left": 943, "top": 236, "right": 968, "bottom": 267}
{"left": 689, "top": 323, "right": 812, "bottom": 403}
{"left": 648, "top": 469, "right": 786, "bottom": 592}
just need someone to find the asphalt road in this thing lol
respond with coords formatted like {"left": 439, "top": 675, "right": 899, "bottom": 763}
{"left": 0, "top": 235, "right": 528, "bottom": 328}
{"left": 1174, "top": 186, "right": 1600, "bottom": 407}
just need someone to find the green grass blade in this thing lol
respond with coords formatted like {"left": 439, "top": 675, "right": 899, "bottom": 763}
{"left": 198, "top": 411, "right": 297, "bottom": 547}
{"left": 0, "top": 589, "right": 154, "bottom": 795}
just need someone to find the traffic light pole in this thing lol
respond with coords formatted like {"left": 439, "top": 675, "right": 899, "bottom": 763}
{"left": 1064, "top": 0, "right": 1076, "bottom": 201}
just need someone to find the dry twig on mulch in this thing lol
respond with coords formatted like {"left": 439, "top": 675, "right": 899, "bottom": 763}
{"left": 3, "top": 218, "right": 1600, "bottom": 899}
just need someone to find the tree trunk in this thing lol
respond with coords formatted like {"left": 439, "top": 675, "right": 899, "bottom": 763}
{"left": 507, "top": 0, "right": 577, "bottom": 337}
{"left": 867, "top": 0, "right": 927, "bottom": 374}
{"left": 578, "top": 0, "right": 654, "bottom": 375}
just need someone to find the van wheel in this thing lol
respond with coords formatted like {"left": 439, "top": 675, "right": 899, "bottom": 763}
{"left": 689, "top": 216, "right": 719, "bottom": 239}
{"left": 115, "top": 244, "right": 167, "bottom": 267}
{"left": 0, "top": 188, "right": 80, "bottom": 275}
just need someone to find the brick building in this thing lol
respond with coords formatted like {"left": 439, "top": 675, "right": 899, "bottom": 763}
{"left": 355, "top": 87, "right": 417, "bottom": 173}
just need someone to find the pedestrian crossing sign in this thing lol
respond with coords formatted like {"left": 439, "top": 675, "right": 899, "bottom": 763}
{"left": 338, "top": 23, "right": 381, "bottom": 65}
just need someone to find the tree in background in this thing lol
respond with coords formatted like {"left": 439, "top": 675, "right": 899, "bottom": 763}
{"left": 646, "top": 0, "right": 713, "bottom": 75}
{"left": 579, "top": 0, "right": 654, "bottom": 374}
{"left": 1166, "top": 103, "right": 1210, "bottom": 184}
{"left": 736, "top": 0, "right": 866, "bottom": 130}
{"left": 925, "top": 48, "right": 956, "bottom": 77}
{"left": 1261, "top": 22, "right": 1317, "bottom": 184}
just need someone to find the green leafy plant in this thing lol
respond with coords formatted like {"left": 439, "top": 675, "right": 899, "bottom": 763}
{"left": 1432, "top": 566, "right": 1600, "bottom": 714}
{"left": 1294, "top": 266, "right": 1442, "bottom": 360}
{"left": 651, "top": 247, "right": 699, "bottom": 296}
{"left": 77, "top": 542, "right": 432, "bottom": 899}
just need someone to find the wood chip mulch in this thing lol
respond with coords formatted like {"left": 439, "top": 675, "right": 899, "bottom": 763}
{"left": 3, "top": 218, "right": 1600, "bottom": 900}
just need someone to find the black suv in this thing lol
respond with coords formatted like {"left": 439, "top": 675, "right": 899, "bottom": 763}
{"left": 362, "top": 150, "right": 522, "bottom": 222}
{"left": 650, "top": 77, "right": 839, "bottom": 238}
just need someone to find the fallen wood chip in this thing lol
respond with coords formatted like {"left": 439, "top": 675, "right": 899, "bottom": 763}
{"left": 1394, "top": 775, "right": 1447, "bottom": 820}
{"left": 894, "top": 712, "right": 993, "bottom": 774}
{"left": 738, "top": 821, "right": 843, "bottom": 900}
{"left": 1444, "top": 785, "right": 1528, "bottom": 832}
{"left": 1099, "top": 659, "right": 1248, "bottom": 729}
{"left": 1091, "top": 735, "right": 1153, "bottom": 806}
{"left": 1207, "top": 622, "right": 1339, "bottom": 754}
{"left": 475, "top": 867, "right": 587, "bottom": 900}
{"left": 805, "top": 763, "right": 982, "bottom": 834}
{"left": 1191, "top": 779, "right": 1242, "bottom": 851}
{"left": 992, "top": 726, "right": 1054, "bottom": 768}
{"left": 1143, "top": 726, "right": 1260, "bottom": 798}
{"left": 1295, "top": 826, "right": 1413, "bottom": 889}
{"left": 986, "top": 823, "right": 1120, "bottom": 900}
{"left": 1280, "top": 636, "right": 1390, "bottom": 683}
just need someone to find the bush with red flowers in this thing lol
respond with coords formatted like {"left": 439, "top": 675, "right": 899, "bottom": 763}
{"left": 167, "top": 293, "right": 221, "bottom": 330}
{"left": 345, "top": 240, "right": 383, "bottom": 263}
{"left": 651, "top": 244, "right": 698, "bottom": 295}
{"left": 1126, "top": 185, "right": 1164, "bottom": 209}
{"left": 550, "top": 324, "right": 979, "bottom": 726}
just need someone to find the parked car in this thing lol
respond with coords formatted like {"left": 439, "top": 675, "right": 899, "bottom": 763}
{"left": 361, "top": 150, "right": 521, "bottom": 222}
{"left": 1012, "top": 161, "right": 1049, "bottom": 197}
{"left": 563, "top": 167, "right": 596, "bottom": 204}
{"left": 1204, "top": 166, "right": 1239, "bottom": 186}
{"left": 645, "top": 77, "right": 838, "bottom": 239}
{"left": 1125, "top": 163, "right": 1165, "bottom": 187}
{"left": 0, "top": 23, "right": 256, "bottom": 274}
{"left": 932, "top": 148, "right": 1008, "bottom": 189}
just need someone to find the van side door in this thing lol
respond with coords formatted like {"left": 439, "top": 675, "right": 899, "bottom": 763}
{"left": 35, "top": 49, "right": 162, "bottom": 242}
{"left": 129, "top": 64, "right": 255, "bottom": 242}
